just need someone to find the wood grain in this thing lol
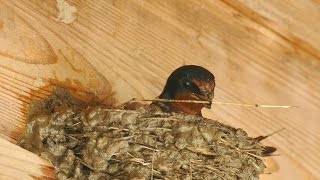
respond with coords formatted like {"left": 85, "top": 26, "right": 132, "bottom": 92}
{"left": 0, "top": 138, "right": 55, "bottom": 179}
{"left": 237, "top": 0, "right": 320, "bottom": 57}
{"left": 0, "top": 0, "right": 319, "bottom": 179}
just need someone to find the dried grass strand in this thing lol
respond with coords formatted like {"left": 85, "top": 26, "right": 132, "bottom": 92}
{"left": 254, "top": 128, "right": 285, "bottom": 141}
{"left": 130, "top": 99, "right": 296, "bottom": 109}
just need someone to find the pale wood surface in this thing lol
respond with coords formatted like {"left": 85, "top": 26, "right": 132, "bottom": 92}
{"left": 0, "top": 0, "right": 319, "bottom": 179}
{"left": 0, "top": 138, "right": 55, "bottom": 179}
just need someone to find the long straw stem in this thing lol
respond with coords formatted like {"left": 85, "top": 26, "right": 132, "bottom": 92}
{"left": 130, "top": 99, "right": 296, "bottom": 109}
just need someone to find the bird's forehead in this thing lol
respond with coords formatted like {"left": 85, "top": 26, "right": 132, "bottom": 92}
{"left": 192, "top": 79, "right": 215, "bottom": 93}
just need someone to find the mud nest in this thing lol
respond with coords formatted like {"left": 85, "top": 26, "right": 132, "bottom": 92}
{"left": 18, "top": 89, "right": 270, "bottom": 180}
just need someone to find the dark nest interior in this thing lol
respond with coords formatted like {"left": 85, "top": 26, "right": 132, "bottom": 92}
{"left": 18, "top": 88, "right": 273, "bottom": 180}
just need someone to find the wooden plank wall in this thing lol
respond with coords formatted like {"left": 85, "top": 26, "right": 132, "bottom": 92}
{"left": 0, "top": 0, "right": 319, "bottom": 179}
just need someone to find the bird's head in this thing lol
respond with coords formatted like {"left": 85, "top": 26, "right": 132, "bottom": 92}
{"left": 158, "top": 65, "right": 215, "bottom": 115}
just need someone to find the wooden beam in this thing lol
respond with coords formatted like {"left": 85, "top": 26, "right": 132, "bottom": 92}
{"left": 0, "top": 0, "right": 319, "bottom": 179}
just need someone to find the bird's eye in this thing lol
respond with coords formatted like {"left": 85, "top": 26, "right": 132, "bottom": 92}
{"left": 185, "top": 81, "right": 191, "bottom": 87}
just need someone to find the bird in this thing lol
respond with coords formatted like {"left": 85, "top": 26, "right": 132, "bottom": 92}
{"left": 153, "top": 65, "right": 215, "bottom": 115}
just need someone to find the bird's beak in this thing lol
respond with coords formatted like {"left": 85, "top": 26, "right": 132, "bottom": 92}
{"left": 191, "top": 92, "right": 214, "bottom": 109}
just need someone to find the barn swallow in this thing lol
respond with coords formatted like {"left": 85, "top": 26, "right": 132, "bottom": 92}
{"left": 154, "top": 65, "right": 215, "bottom": 115}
